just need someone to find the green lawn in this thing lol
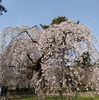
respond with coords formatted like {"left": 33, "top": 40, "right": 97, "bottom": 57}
{"left": 15, "top": 97, "right": 99, "bottom": 100}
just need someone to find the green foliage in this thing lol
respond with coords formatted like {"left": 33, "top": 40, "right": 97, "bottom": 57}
{"left": 40, "top": 24, "right": 49, "bottom": 29}
{"left": 81, "top": 52, "right": 91, "bottom": 69}
{"left": 51, "top": 16, "right": 67, "bottom": 25}
{"left": 78, "top": 85, "right": 95, "bottom": 92}
{"left": 8, "top": 87, "right": 35, "bottom": 95}
{"left": 0, "top": 0, "right": 7, "bottom": 15}
{"left": 16, "top": 97, "right": 35, "bottom": 100}
{"left": 8, "top": 88, "right": 16, "bottom": 95}
{"left": 40, "top": 16, "right": 67, "bottom": 29}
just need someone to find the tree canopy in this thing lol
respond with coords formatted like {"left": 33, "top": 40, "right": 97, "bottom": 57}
{"left": 0, "top": 18, "right": 99, "bottom": 99}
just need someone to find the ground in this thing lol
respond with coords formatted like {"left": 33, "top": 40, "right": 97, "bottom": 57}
{"left": 15, "top": 97, "right": 99, "bottom": 100}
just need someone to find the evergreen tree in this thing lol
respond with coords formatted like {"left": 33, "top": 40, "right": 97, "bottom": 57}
{"left": 0, "top": 0, "right": 7, "bottom": 15}
{"left": 51, "top": 16, "right": 67, "bottom": 25}
{"left": 81, "top": 51, "right": 91, "bottom": 69}
{"left": 40, "top": 16, "right": 67, "bottom": 29}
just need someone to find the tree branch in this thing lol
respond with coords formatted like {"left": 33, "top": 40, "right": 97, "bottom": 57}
{"left": 21, "top": 31, "right": 39, "bottom": 45}
{"left": 27, "top": 53, "right": 36, "bottom": 64}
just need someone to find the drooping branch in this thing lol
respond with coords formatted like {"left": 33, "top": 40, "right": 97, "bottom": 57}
{"left": 27, "top": 53, "right": 36, "bottom": 64}
{"left": 22, "top": 31, "right": 39, "bottom": 45}
{"left": 12, "top": 27, "right": 39, "bottom": 45}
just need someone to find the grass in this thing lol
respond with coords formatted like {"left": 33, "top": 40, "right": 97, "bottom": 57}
{"left": 15, "top": 97, "right": 99, "bottom": 100}
{"left": 15, "top": 97, "right": 35, "bottom": 100}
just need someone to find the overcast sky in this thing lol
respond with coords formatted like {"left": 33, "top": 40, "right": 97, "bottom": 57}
{"left": 0, "top": 0, "right": 99, "bottom": 38}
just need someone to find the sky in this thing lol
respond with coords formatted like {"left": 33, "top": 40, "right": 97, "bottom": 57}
{"left": 0, "top": 0, "right": 99, "bottom": 38}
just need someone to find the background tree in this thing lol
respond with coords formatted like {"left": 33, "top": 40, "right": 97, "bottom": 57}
{"left": 40, "top": 24, "right": 49, "bottom": 30}
{"left": 51, "top": 16, "right": 67, "bottom": 25}
{"left": 40, "top": 16, "right": 67, "bottom": 30}
{"left": 81, "top": 51, "right": 92, "bottom": 69}
{"left": 0, "top": 0, "right": 7, "bottom": 15}
{"left": 79, "top": 51, "right": 93, "bottom": 88}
